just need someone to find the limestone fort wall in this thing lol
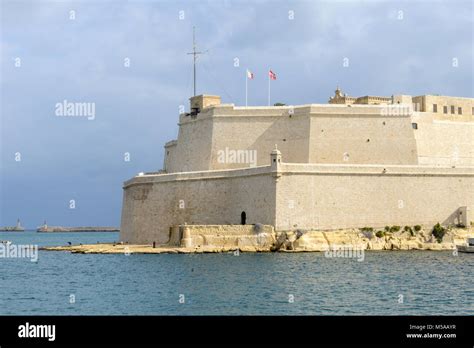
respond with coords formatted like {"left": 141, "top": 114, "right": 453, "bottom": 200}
{"left": 411, "top": 112, "right": 474, "bottom": 166}
{"left": 121, "top": 93, "right": 474, "bottom": 244}
{"left": 308, "top": 107, "right": 418, "bottom": 165}
{"left": 164, "top": 103, "right": 421, "bottom": 173}
{"left": 275, "top": 163, "right": 473, "bottom": 231}
{"left": 121, "top": 162, "right": 473, "bottom": 244}
{"left": 120, "top": 166, "right": 276, "bottom": 244}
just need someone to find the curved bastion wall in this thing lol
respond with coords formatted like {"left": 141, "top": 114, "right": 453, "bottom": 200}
{"left": 120, "top": 160, "right": 473, "bottom": 244}
{"left": 120, "top": 166, "right": 276, "bottom": 244}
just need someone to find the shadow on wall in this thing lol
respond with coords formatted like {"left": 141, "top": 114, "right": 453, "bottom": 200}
{"left": 442, "top": 207, "right": 469, "bottom": 227}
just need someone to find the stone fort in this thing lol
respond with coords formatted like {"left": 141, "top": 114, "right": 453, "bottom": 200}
{"left": 120, "top": 89, "right": 474, "bottom": 244}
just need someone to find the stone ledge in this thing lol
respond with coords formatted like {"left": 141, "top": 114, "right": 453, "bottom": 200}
{"left": 42, "top": 226, "right": 473, "bottom": 254}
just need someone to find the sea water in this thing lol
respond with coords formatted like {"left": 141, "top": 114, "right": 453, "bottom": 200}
{"left": 0, "top": 231, "right": 472, "bottom": 315}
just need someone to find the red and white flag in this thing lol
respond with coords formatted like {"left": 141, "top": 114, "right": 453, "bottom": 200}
{"left": 246, "top": 69, "right": 254, "bottom": 80}
{"left": 269, "top": 70, "right": 277, "bottom": 80}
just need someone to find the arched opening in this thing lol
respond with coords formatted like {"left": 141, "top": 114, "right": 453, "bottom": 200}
{"left": 240, "top": 211, "right": 246, "bottom": 225}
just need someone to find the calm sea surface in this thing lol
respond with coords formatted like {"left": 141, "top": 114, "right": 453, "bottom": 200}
{"left": 0, "top": 231, "right": 473, "bottom": 315}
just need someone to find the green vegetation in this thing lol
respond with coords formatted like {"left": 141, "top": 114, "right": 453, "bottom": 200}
{"left": 404, "top": 225, "right": 414, "bottom": 236}
{"left": 375, "top": 230, "right": 385, "bottom": 238}
{"left": 274, "top": 102, "right": 286, "bottom": 106}
{"left": 384, "top": 226, "right": 390, "bottom": 232}
{"left": 360, "top": 227, "right": 374, "bottom": 239}
{"left": 432, "top": 223, "right": 446, "bottom": 243}
{"left": 389, "top": 225, "right": 401, "bottom": 232}
{"left": 414, "top": 225, "right": 422, "bottom": 232}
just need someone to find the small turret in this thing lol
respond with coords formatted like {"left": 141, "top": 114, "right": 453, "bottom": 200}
{"left": 270, "top": 144, "right": 282, "bottom": 178}
{"left": 189, "top": 95, "right": 221, "bottom": 116}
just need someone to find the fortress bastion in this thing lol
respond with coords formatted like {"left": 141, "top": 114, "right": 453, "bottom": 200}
{"left": 120, "top": 90, "right": 474, "bottom": 245}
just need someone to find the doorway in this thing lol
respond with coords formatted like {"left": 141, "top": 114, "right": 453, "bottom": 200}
{"left": 240, "top": 211, "right": 246, "bottom": 225}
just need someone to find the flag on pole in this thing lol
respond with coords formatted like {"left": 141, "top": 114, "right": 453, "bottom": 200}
{"left": 245, "top": 69, "right": 254, "bottom": 106}
{"left": 268, "top": 69, "right": 276, "bottom": 106}
{"left": 269, "top": 70, "right": 277, "bottom": 80}
{"left": 246, "top": 70, "right": 254, "bottom": 79}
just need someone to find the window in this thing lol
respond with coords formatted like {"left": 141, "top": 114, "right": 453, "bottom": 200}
{"left": 451, "top": 105, "right": 455, "bottom": 114}
{"left": 443, "top": 106, "right": 448, "bottom": 114}
{"left": 412, "top": 123, "right": 418, "bottom": 130}
{"left": 458, "top": 107, "right": 462, "bottom": 115}
{"left": 433, "top": 104, "right": 438, "bottom": 112}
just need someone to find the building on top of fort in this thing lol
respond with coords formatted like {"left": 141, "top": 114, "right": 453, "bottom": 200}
{"left": 328, "top": 87, "right": 392, "bottom": 105}
{"left": 120, "top": 89, "right": 474, "bottom": 245}
{"left": 329, "top": 87, "right": 474, "bottom": 119}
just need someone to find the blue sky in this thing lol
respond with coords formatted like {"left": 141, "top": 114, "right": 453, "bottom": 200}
{"left": 1, "top": 0, "right": 472, "bottom": 228}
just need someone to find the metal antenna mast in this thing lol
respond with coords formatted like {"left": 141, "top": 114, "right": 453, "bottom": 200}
{"left": 187, "top": 26, "right": 205, "bottom": 96}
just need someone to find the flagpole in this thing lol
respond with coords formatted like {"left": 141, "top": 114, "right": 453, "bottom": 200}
{"left": 268, "top": 71, "right": 271, "bottom": 106}
{"left": 245, "top": 70, "right": 248, "bottom": 107}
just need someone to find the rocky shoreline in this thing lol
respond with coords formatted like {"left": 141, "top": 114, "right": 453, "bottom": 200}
{"left": 41, "top": 225, "right": 472, "bottom": 254}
